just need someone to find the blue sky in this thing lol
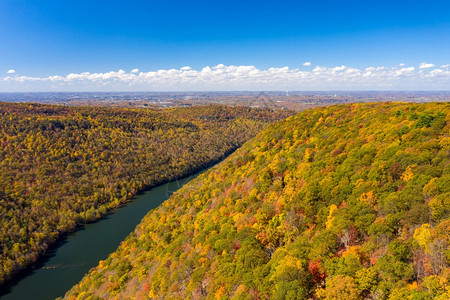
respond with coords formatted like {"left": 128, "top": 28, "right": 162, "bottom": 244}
{"left": 0, "top": 0, "right": 449, "bottom": 91}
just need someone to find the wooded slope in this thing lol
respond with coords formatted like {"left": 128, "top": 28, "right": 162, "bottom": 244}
{"left": 0, "top": 102, "right": 290, "bottom": 284}
{"left": 65, "top": 102, "right": 449, "bottom": 300}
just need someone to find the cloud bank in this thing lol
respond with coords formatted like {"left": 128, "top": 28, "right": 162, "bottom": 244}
{"left": 1, "top": 63, "right": 449, "bottom": 91}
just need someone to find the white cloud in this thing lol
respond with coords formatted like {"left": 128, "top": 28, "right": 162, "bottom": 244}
{"left": 131, "top": 68, "right": 139, "bottom": 73}
{"left": 419, "top": 62, "right": 435, "bottom": 69}
{"left": 332, "top": 65, "right": 346, "bottom": 71}
{"left": 303, "top": 62, "right": 312, "bottom": 66}
{"left": 428, "top": 69, "right": 443, "bottom": 77}
{"left": 1, "top": 64, "right": 449, "bottom": 91}
{"left": 6, "top": 69, "right": 15, "bottom": 74}
{"left": 441, "top": 64, "right": 450, "bottom": 68}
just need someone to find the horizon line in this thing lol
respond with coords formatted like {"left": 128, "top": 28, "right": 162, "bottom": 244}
{"left": 1, "top": 90, "right": 450, "bottom": 94}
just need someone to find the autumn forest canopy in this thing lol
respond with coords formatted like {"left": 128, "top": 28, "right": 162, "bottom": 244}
{"left": 0, "top": 102, "right": 291, "bottom": 285}
{"left": 0, "top": 101, "right": 448, "bottom": 300}
{"left": 63, "top": 102, "right": 449, "bottom": 299}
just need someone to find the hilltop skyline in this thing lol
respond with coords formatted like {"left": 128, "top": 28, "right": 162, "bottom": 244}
{"left": 1, "top": 0, "right": 449, "bottom": 91}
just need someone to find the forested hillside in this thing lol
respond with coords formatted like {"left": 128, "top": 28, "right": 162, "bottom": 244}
{"left": 0, "top": 102, "right": 291, "bottom": 284}
{"left": 65, "top": 102, "right": 449, "bottom": 299}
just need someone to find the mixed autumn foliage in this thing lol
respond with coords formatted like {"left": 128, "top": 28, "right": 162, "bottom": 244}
{"left": 0, "top": 102, "right": 291, "bottom": 284}
{"left": 65, "top": 102, "right": 449, "bottom": 299}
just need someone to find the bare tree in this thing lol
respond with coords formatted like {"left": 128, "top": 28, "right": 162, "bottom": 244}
{"left": 429, "top": 239, "right": 447, "bottom": 275}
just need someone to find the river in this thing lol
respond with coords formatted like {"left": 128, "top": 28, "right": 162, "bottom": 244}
{"left": 0, "top": 173, "right": 198, "bottom": 300}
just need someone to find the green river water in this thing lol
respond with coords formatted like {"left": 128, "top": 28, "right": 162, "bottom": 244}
{"left": 0, "top": 173, "right": 198, "bottom": 300}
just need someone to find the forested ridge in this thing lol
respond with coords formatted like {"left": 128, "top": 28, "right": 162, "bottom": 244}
{"left": 65, "top": 102, "right": 449, "bottom": 299}
{"left": 0, "top": 102, "right": 291, "bottom": 285}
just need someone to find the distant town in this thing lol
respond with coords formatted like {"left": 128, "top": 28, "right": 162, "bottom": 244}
{"left": 0, "top": 91, "right": 449, "bottom": 111}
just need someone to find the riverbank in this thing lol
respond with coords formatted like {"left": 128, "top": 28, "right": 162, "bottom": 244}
{"left": 0, "top": 173, "right": 200, "bottom": 299}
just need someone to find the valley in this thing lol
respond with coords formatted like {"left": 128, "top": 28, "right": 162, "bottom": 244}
{"left": 0, "top": 102, "right": 291, "bottom": 290}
